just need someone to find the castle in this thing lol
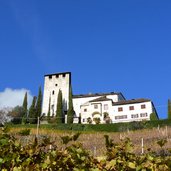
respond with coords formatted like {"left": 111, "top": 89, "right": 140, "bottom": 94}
{"left": 42, "top": 72, "right": 158, "bottom": 124}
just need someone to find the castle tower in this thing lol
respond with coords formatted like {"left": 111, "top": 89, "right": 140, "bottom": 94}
{"left": 42, "top": 72, "right": 71, "bottom": 116}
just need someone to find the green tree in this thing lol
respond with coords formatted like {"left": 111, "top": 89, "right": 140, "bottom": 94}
{"left": 168, "top": 99, "right": 171, "bottom": 119}
{"left": 22, "top": 92, "right": 28, "bottom": 124}
{"left": 67, "top": 85, "right": 74, "bottom": 123}
{"left": 36, "top": 86, "right": 42, "bottom": 118}
{"left": 29, "top": 96, "right": 37, "bottom": 124}
{"left": 47, "top": 96, "right": 51, "bottom": 123}
{"left": 56, "top": 90, "right": 63, "bottom": 123}
{"left": 150, "top": 112, "right": 158, "bottom": 121}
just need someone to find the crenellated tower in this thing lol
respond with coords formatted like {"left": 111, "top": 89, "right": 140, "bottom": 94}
{"left": 42, "top": 72, "right": 71, "bottom": 116}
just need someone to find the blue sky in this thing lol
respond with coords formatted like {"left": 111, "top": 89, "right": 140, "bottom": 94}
{"left": 0, "top": 0, "right": 171, "bottom": 118}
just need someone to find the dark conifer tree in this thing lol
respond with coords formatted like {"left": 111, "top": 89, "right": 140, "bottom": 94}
{"left": 29, "top": 96, "right": 37, "bottom": 123}
{"left": 168, "top": 99, "right": 171, "bottom": 119}
{"left": 150, "top": 112, "right": 158, "bottom": 121}
{"left": 56, "top": 90, "right": 63, "bottom": 123}
{"left": 22, "top": 92, "right": 28, "bottom": 124}
{"left": 67, "top": 85, "right": 74, "bottom": 123}
{"left": 36, "top": 86, "right": 42, "bottom": 118}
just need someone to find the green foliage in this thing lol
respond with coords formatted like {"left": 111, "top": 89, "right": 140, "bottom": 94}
{"left": 67, "top": 85, "right": 75, "bottom": 124}
{"left": 9, "top": 106, "right": 24, "bottom": 124}
{"left": 60, "top": 133, "right": 81, "bottom": 145}
{"left": 29, "top": 96, "right": 37, "bottom": 124}
{"left": 7, "top": 119, "right": 171, "bottom": 132}
{"left": 157, "top": 139, "right": 167, "bottom": 148}
{"left": 36, "top": 86, "right": 42, "bottom": 118}
{"left": 168, "top": 99, "right": 171, "bottom": 120}
{"left": 93, "top": 117, "right": 101, "bottom": 124}
{"left": 0, "top": 129, "right": 171, "bottom": 170}
{"left": 18, "top": 129, "right": 30, "bottom": 136}
{"left": 150, "top": 112, "right": 158, "bottom": 121}
{"left": 56, "top": 90, "right": 63, "bottom": 123}
{"left": 87, "top": 117, "right": 92, "bottom": 124}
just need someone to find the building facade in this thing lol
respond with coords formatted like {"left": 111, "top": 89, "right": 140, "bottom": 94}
{"left": 42, "top": 72, "right": 158, "bottom": 123}
{"left": 42, "top": 72, "right": 71, "bottom": 116}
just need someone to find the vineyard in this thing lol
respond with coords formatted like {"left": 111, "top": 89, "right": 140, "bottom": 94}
{"left": 0, "top": 126, "right": 171, "bottom": 170}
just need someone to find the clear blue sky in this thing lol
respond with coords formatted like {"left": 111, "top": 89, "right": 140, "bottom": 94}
{"left": 0, "top": 0, "right": 171, "bottom": 118}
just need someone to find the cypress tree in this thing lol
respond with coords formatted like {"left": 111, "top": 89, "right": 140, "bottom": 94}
{"left": 22, "top": 92, "right": 28, "bottom": 124}
{"left": 168, "top": 99, "right": 171, "bottom": 119}
{"left": 29, "top": 96, "right": 37, "bottom": 124}
{"left": 67, "top": 85, "right": 74, "bottom": 123}
{"left": 150, "top": 112, "right": 158, "bottom": 121}
{"left": 47, "top": 96, "right": 51, "bottom": 123}
{"left": 56, "top": 90, "right": 63, "bottom": 123}
{"left": 36, "top": 86, "right": 42, "bottom": 118}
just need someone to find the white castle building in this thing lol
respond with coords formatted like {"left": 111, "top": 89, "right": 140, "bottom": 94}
{"left": 42, "top": 72, "right": 158, "bottom": 124}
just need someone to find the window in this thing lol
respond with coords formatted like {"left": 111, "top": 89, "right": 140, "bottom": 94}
{"left": 131, "top": 114, "right": 139, "bottom": 118}
{"left": 115, "top": 115, "right": 127, "bottom": 120}
{"left": 141, "top": 104, "right": 146, "bottom": 109}
{"left": 84, "top": 108, "right": 87, "bottom": 112}
{"left": 129, "top": 106, "right": 134, "bottom": 110}
{"left": 62, "top": 73, "right": 66, "bottom": 77}
{"left": 104, "top": 104, "right": 108, "bottom": 110}
{"left": 49, "top": 75, "right": 52, "bottom": 79}
{"left": 55, "top": 84, "right": 58, "bottom": 87}
{"left": 83, "top": 118, "right": 86, "bottom": 122}
{"left": 52, "top": 90, "right": 55, "bottom": 95}
{"left": 118, "top": 107, "right": 123, "bottom": 112}
{"left": 140, "top": 113, "right": 148, "bottom": 117}
{"left": 94, "top": 104, "right": 98, "bottom": 109}
{"left": 51, "top": 105, "right": 54, "bottom": 115}
{"left": 56, "top": 74, "right": 59, "bottom": 78}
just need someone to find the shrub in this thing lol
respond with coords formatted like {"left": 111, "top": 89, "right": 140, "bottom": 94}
{"left": 18, "top": 129, "right": 31, "bottom": 136}
{"left": 93, "top": 117, "right": 101, "bottom": 124}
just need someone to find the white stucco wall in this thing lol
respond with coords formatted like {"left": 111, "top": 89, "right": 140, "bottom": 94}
{"left": 73, "top": 94, "right": 119, "bottom": 118}
{"left": 80, "top": 100, "right": 153, "bottom": 124}
{"left": 42, "top": 73, "right": 70, "bottom": 116}
{"left": 81, "top": 100, "right": 113, "bottom": 124}
{"left": 112, "top": 101, "right": 153, "bottom": 123}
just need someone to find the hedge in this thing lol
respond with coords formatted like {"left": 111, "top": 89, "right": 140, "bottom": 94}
{"left": 6, "top": 119, "right": 171, "bottom": 132}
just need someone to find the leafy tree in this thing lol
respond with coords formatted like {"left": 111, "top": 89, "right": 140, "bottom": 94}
{"left": 29, "top": 96, "right": 37, "bottom": 124}
{"left": 150, "top": 112, "right": 158, "bottom": 121}
{"left": 67, "top": 85, "right": 74, "bottom": 123}
{"left": 56, "top": 90, "right": 63, "bottom": 123}
{"left": 36, "top": 86, "right": 42, "bottom": 118}
{"left": 9, "top": 106, "right": 24, "bottom": 124}
{"left": 93, "top": 117, "right": 101, "bottom": 124}
{"left": 87, "top": 117, "right": 92, "bottom": 124}
{"left": 22, "top": 92, "right": 28, "bottom": 124}
{"left": 168, "top": 99, "right": 171, "bottom": 119}
{"left": 47, "top": 96, "right": 51, "bottom": 123}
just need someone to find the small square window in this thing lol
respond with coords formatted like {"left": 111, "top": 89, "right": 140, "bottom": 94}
{"left": 52, "top": 90, "right": 55, "bottom": 95}
{"left": 49, "top": 75, "right": 52, "bottom": 79}
{"left": 55, "top": 84, "right": 58, "bottom": 86}
{"left": 94, "top": 104, "right": 98, "bottom": 109}
{"left": 62, "top": 74, "right": 66, "bottom": 77}
{"left": 129, "top": 106, "right": 134, "bottom": 110}
{"left": 84, "top": 108, "right": 87, "bottom": 112}
{"left": 56, "top": 74, "right": 59, "bottom": 78}
{"left": 104, "top": 104, "right": 108, "bottom": 110}
{"left": 141, "top": 104, "right": 146, "bottom": 109}
{"left": 118, "top": 107, "right": 123, "bottom": 112}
